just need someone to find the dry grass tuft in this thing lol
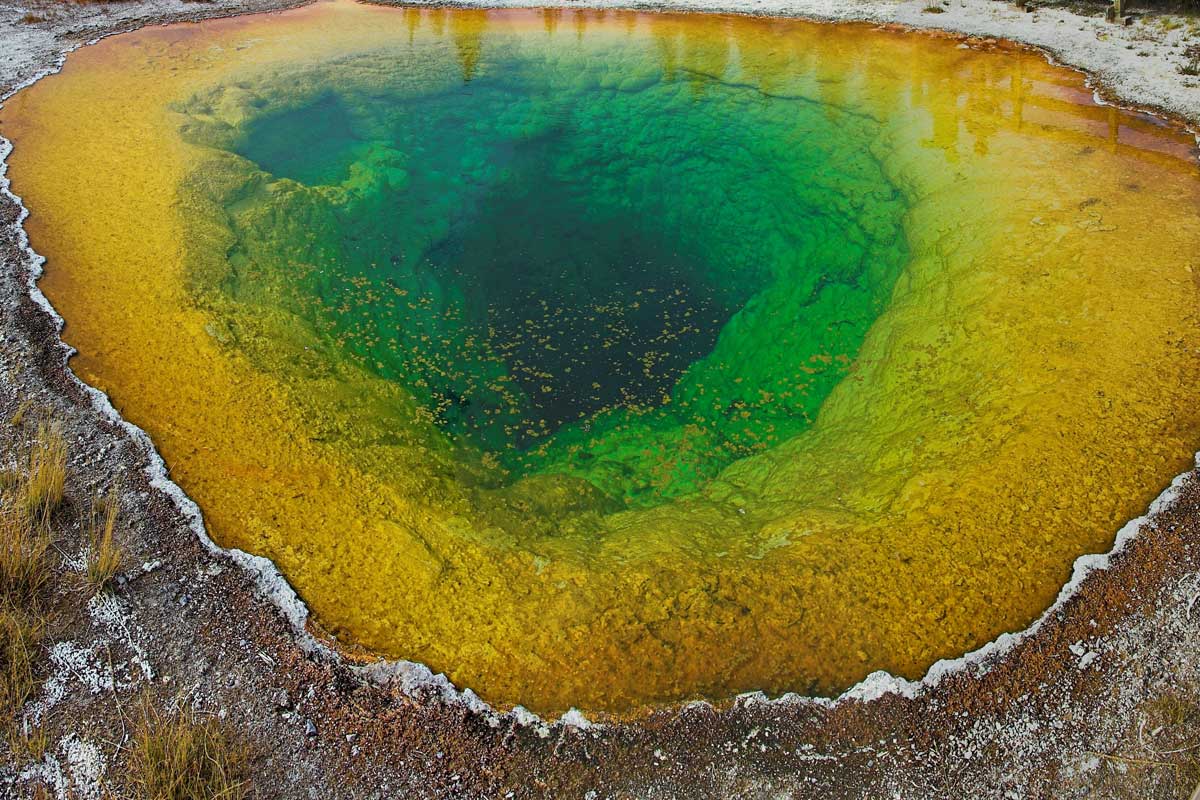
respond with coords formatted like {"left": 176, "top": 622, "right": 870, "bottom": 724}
{"left": 8, "top": 719, "right": 48, "bottom": 763}
{"left": 0, "top": 464, "right": 52, "bottom": 729}
{"left": 21, "top": 423, "right": 66, "bottom": 530}
{"left": 0, "top": 508, "right": 51, "bottom": 607}
{"left": 0, "top": 604, "right": 42, "bottom": 725}
{"left": 1183, "top": 43, "right": 1200, "bottom": 75}
{"left": 0, "top": 422, "right": 59, "bottom": 747}
{"left": 129, "top": 701, "right": 250, "bottom": 800}
{"left": 9, "top": 400, "right": 31, "bottom": 428}
{"left": 0, "top": 424, "right": 57, "bottom": 636}
{"left": 84, "top": 492, "right": 123, "bottom": 595}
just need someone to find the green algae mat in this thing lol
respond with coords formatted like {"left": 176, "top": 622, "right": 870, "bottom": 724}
{"left": 4, "top": 0, "right": 1200, "bottom": 715}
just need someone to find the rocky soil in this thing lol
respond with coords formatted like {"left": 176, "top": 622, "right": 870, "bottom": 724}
{"left": 1, "top": 0, "right": 1200, "bottom": 797}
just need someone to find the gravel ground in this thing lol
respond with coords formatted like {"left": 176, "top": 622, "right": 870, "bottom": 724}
{"left": 2, "top": 0, "right": 1200, "bottom": 797}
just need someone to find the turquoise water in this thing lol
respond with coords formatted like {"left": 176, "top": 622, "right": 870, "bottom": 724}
{"left": 191, "top": 37, "right": 910, "bottom": 505}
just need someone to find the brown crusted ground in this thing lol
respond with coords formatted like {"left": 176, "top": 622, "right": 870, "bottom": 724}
{"left": 2, "top": 2, "right": 1200, "bottom": 798}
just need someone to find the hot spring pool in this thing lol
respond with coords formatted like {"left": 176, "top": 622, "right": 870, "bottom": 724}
{"left": 4, "top": 0, "right": 1200, "bottom": 715}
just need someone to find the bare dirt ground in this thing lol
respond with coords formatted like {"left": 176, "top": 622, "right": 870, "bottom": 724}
{"left": 1, "top": 1, "right": 1200, "bottom": 797}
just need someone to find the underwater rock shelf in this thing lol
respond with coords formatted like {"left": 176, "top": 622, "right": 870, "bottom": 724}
{"left": 3, "top": 0, "right": 1200, "bottom": 715}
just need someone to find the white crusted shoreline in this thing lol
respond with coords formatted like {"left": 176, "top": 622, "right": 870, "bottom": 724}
{"left": 1, "top": 0, "right": 1198, "bottom": 738}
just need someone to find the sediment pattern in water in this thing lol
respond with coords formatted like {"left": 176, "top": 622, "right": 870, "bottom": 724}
{"left": 4, "top": 0, "right": 1200, "bottom": 714}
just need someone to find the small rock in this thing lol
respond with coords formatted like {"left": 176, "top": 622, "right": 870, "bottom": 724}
{"left": 273, "top": 689, "right": 291, "bottom": 710}
{"left": 304, "top": 718, "right": 318, "bottom": 738}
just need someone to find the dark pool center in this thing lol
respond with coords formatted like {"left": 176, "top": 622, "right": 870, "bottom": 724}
{"left": 192, "top": 42, "right": 909, "bottom": 507}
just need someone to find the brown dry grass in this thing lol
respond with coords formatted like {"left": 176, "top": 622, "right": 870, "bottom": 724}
{"left": 8, "top": 718, "right": 48, "bottom": 763}
{"left": 9, "top": 401, "right": 31, "bottom": 427}
{"left": 128, "top": 701, "right": 250, "bottom": 800}
{"left": 84, "top": 491, "right": 123, "bottom": 594}
{"left": 0, "top": 413, "right": 246, "bottom": 796}
{"left": 20, "top": 422, "right": 65, "bottom": 530}
{"left": 0, "top": 506, "right": 51, "bottom": 606}
{"left": 0, "top": 604, "right": 42, "bottom": 726}
{"left": 1183, "top": 43, "right": 1200, "bottom": 75}
{"left": 0, "top": 429, "right": 58, "bottom": 737}
{"left": 1077, "top": 684, "right": 1200, "bottom": 798}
